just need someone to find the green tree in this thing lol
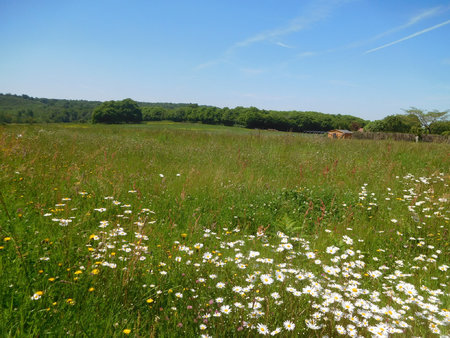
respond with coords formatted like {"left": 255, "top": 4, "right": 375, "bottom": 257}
{"left": 382, "top": 115, "right": 410, "bottom": 133}
{"left": 142, "top": 107, "right": 167, "bottom": 121}
{"left": 364, "top": 120, "right": 386, "bottom": 132}
{"left": 429, "top": 121, "right": 450, "bottom": 135}
{"left": 220, "top": 107, "right": 236, "bottom": 126}
{"left": 404, "top": 107, "right": 448, "bottom": 134}
{"left": 92, "top": 99, "right": 142, "bottom": 124}
{"left": 349, "top": 121, "right": 362, "bottom": 131}
{"left": 119, "top": 98, "right": 142, "bottom": 123}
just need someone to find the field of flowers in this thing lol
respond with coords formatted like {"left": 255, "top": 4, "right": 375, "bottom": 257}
{"left": 0, "top": 123, "right": 448, "bottom": 337}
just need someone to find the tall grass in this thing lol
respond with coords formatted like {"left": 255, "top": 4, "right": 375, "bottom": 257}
{"left": 0, "top": 123, "right": 448, "bottom": 336}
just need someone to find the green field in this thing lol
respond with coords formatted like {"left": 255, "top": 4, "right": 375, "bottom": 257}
{"left": 0, "top": 123, "right": 448, "bottom": 337}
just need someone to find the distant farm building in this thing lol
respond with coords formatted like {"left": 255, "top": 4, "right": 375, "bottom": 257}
{"left": 328, "top": 129, "right": 353, "bottom": 139}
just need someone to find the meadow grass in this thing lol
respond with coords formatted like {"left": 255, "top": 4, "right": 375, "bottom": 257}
{"left": 0, "top": 123, "right": 448, "bottom": 337}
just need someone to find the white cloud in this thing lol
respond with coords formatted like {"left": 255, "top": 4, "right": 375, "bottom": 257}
{"left": 228, "top": 1, "right": 346, "bottom": 52}
{"left": 365, "top": 19, "right": 450, "bottom": 54}
{"left": 369, "top": 6, "right": 446, "bottom": 41}
{"left": 196, "top": 0, "right": 351, "bottom": 70}
{"left": 408, "top": 7, "right": 445, "bottom": 25}
{"left": 275, "top": 42, "right": 293, "bottom": 49}
{"left": 325, "top": 6, "right": 448, "bottom": 53}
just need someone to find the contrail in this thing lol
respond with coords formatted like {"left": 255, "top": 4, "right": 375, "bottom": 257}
{"left": 365, "top": 19, "right": 450, "bottom": 54}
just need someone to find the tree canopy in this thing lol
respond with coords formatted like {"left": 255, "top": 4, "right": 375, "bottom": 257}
{"left": 363, "top": 109, "right": 450, "bottom": 135}
{"left": 404, "top": 107, "right": 448, "bottom": 133}
{"left": 92, "top": 99, "right": 142, "bottom": 124}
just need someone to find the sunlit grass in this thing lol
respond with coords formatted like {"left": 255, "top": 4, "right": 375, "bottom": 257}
{"left": 0, "top": 123, "right": 448, "bottom": 336}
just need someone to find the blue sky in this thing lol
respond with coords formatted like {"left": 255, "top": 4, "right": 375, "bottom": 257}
{"left": 1, "top": 0, "right": 449, "bottom": 120}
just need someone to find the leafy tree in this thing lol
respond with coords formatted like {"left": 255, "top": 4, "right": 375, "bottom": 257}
{"left": 220, "top": 107, "right": 236, "bottom": 126}
{"left": 429, "top": 121, "right": 450, "bottom": 135}
{"left": 404, "top": 107, "right": 448, "bottom": 134}
{"left": 240, "top": 108, "right": 266, "bottom": 129}
{"left": 349, "top": 121, "right": 362, "bottom": 131}
{"left": 92, "top": 99, "right": 142, "bottom": 124}
{"left": 120, "top": 98, "right": 143, "bottom": 123}
{"left": 142, "top": 106, "right": 167, "bottom": 121}
{"left": 382, "top": 115, "right": 411, "bottom": 133}
{"left": 0, "top": 111, "right": 12, "bottom": 124}
{"left": 364, "top": 120, "right": 386, "bottom": 132}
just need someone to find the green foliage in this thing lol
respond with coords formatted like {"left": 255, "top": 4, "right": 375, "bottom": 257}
{"left": 382, "top": 115, "right": 411, "bottom": 133}
{"left": 1, "top": 93, "right": 369, "bottom": 132}
{"left": 0, "top": 93, "right": 99, "bottom": 123}
{"left": 92, "top": 99, "right": 142, "bottom": 124}
{"left": 429, "top": 120, "right": 450, "bottom": 135}
{"left": 276, "top": 214, "right": 304, "bottom": 236}
{"left": 142, "top": 105, "right": 367, "bottom": 133}
{"left": 364, "top": 119, "right": 386, "bottom": 132}
{"left": 364, "top": 114, "right": 422, "bottom": 133}
{"left": 142, "top": 106, "right": 166, "bottom": 121}
{"left": 404, "top": 107, "right": 449, "bottom": 133}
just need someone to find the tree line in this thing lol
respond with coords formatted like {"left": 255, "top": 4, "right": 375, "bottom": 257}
{"left": 0, "top": 94, "right": 99, "bottom": 123}
{"left": 0, "top": 94, "right": 367, "bottom": 131}
{"left": 1, "top": 93, "right": 448, "bottom": 135}
{"left": 364, "top": 108, "right": 449, "bottom": 136}
{"left": 141, "top": 104, "right": 367, "bottom": 132}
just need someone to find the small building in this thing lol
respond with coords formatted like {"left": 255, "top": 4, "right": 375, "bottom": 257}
{"left": 328, "top": 129, "right": 353, "bottom": 139}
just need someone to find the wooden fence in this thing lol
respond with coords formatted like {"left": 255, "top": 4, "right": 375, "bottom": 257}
{"left": 352, "top": 131, "right": 450, "bottom": 143}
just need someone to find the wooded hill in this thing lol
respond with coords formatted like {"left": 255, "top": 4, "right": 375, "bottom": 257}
{"left": 0, "top": 93, "right": 368, "bottom": 132}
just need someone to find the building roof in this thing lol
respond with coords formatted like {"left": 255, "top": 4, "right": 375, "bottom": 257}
{"left": 328, "top": 129, "right": 353, "bottom": 134}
